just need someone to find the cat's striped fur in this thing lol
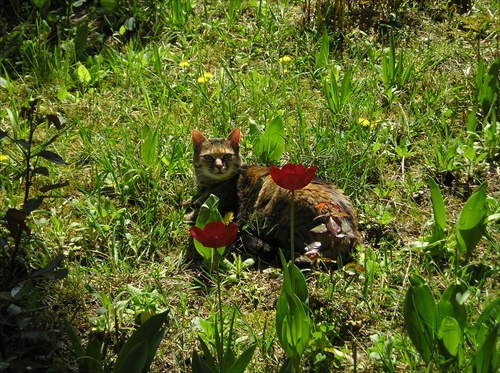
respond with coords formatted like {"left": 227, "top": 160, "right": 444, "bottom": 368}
{"left": 184, "top": 128, "right": 360, "bottom": 263}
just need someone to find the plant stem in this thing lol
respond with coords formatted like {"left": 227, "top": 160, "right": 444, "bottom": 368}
{"left": 290, "top": 190, "right": 295, "bottom": 292}
{"left": 215, "top": 253, "right": 224, "bottom": 363}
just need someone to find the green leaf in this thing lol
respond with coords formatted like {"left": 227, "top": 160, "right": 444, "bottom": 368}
{"left": 64, "top": 320, "right": 86, "bottom": 359}
{"left": 428, "top": 178, "right": 446, "bottom": 232}
{"left": 75, "top": 23, "right": 88, "bottom": 59}
{"left": 192, "top": 349, "right": 217, "bottom": 373}
{"left": 226, "top": 344, "right": 256, "bottom": 373}
{"left": 57, "top": 84, "right": 68, "bottom": 101}
{"left": 478, "top": 57, "right": 500, "bottom": 116}
{"left": 474, "top": 323, "right": 499, "bottom": 373}
{"left": 437, "top": 281, "right": 468, "bottom": 329}
{"left": 114, "top": 310, "right": 168, "bottom": 373}
{"left": 101, "top": 0, "right": 118, "bottom": 12}
{"left": 438, "top": 316, "right": 461, "bottom": 357}
{"left": 83, "top": 339, "right": 104, "bottom": 372}
{"left": 316, "top": 27, "right": 329, "bottom": 70}
{"left": 473, "top": 298, "right": 500, "bottom": 345}
{"left": 404, "top": 274, "right": 437, "bottom": 364}
{"left": 77, "top": 64, "right": 91, "bottom": 84}
{"left": 114, "top": 340, "right": 148, "bottom": 373}
{"left": 141, "top": 125, "right": 159, "bottom": 166}
{"left": 251, "top": 116, "right": 285, "bottom": 164}
{"left": 32, "top": 0, "right": 50, "bottom": 9}
{"left": 456, "top": 182, "right": 488, "bottom": 258}
{"left": 193, "top": 336, "right": 217, "bottom": 373}
{"left": 123, "top": 17, "right": 136, "bottom": 31}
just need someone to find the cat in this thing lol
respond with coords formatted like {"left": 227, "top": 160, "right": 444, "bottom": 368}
{"left": 184, "top": 128, "right": 360, "bottom": 264}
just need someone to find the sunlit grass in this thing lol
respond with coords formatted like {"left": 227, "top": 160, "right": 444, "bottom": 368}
{"left": 0, "top": 0, "right": 499, "bottom": 371}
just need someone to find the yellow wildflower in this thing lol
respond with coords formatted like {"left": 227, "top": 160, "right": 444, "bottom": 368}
{"left": 222, "top": 211, "right": 234, "bottom": 225}
{"left": 358, "top": 117, "right": 371, "bottom": 127}
{"left": 0, "top": 154, "right": 7, "bottom": 162}
{"left": 279, "top": 55, "right": 292, "bottom": 62}
{"left": 179, "top": 59, "right": 189, "bottom": 67}
{"left": 198, "top": 72, "right": 213, "bottom": 83}
{"left": 358, "top": 117, "right": 379, "bottom": 128}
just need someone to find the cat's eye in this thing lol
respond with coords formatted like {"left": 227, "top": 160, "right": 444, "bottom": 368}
{"left": 223, "top": 154, "right": 233, "bottom": 160}
{"left": 204, "top": 155, "right": 214, "bottom": 161}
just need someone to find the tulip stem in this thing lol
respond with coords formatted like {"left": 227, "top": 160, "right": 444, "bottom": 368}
{"left": 290, "top": 190, "right": 295, "bottom": 292}
{"left": 214, "top": 252, "right": 224, "bottom": 361}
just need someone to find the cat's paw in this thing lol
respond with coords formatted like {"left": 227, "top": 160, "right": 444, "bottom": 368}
{"left": 183, "top": 211, "right": 195, "bottom": 224}
{"left": 241, "top": 234, "right": 277, "bottom": 261}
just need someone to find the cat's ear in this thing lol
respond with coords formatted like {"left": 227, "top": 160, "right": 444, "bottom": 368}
{"left": 191, "top": 130, "right": 206, "bottom": 149}
{"left": 226, "top": 128, "right": 240, "bottom": 146}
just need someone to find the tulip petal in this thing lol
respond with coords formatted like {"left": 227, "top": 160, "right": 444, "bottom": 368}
{"left": 190, "top": 222, "right": 238, "bottom": 248}
{"left": 270, "top": 163, "right": 317, "bottom": 191}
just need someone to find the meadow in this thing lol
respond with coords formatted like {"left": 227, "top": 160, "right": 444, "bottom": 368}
{"left": 0, "top": 0, "right": 499, "bottom": 371}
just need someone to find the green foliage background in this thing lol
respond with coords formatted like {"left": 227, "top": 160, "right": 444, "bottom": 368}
{"left": 0, "top": 0, "right": 499, "bottom": 371}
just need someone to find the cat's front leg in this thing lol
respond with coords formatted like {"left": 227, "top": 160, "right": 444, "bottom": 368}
{"left": 182, "top": 189, "right": 211, "bottom": 224}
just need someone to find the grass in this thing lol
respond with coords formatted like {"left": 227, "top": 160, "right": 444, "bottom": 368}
{"left": 1, "top": 0, "right": 499, "bottom": 371}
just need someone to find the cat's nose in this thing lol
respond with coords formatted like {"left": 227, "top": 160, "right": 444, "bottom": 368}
{"left": 214, "top": 159, "right": 224, "bottom": 170}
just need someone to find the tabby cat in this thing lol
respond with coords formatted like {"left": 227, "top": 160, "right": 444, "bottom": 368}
{"left": 184, "top": 128, "right": 360, "bottom": 263}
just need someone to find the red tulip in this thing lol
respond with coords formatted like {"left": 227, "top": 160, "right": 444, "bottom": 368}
{"left": 190, "top": 221, "right": 238, "bottom": 248}
{"left": 269, "top": 163, "right": 317, "bottom": 191}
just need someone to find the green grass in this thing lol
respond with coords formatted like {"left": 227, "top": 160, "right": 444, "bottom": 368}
{"left": 1, "top": 0, "right": 499, "bottom": 371}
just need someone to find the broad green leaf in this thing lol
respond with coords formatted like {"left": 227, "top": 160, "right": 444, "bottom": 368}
{"left": 101, "top": 0, "right": 118, "bottom": 12}
{"left": 251, "top": 116, "right": 285, "bottom": 164}
{"left": 226, "top": 344, "right": 256, "bottom": 373}
{"left": 84, "top": 339, "right": 104, "bottom": 372}
{"left": 192, "top": 349, "right": 217, "bottom": 373}
{"left": 64, "top": 320, "right": 86, "bottom": 358}
{"left": 57, "top": 84, "right": 68, "bottom": 101}
{"left": 32, "top": 0, "right": 50, "bottom": 9}
{"left": 113, "top": 310, "right": 168, "bottom": 373}
{"left": 114, "top": 340, "right": 148, "bottom": 373}
{"left": 341, "top": 68, "right": 352, "bottom": 106}
{"left": 75, "top": 23, "right": 88, "bottom": 59}
{"left": 474, "top": 323, "right": 499, "bottom": 373}
{"left": 289, "top": 262, "right": 309, "bottom": 305}
{"left": 437, "top": 281, "right": 468, "bottom": 329}
{"left": 428, "top": 178, "right": 446, "bottom": 231}
{"left": 404, "top": 274, "right": 437, "bottom": 364}
{"left": 478, "top": 57, "right": 500, "bottom": 116}
{"left": 456, "top": 182, "right": 488, "bottom": 258}
{"left": 473, "top": 298, "right": 500, "bottom": 344}
{"left": 197, "top": 336, "right": 216, "bottom": 370}
{"left": 457, "top": 183, "right": 488, "bottom": 230}
{"left": 438, "top": 316, "right": 461, "bottom": 357}
{"left": 316, "top": 27, "right": 329, "bottom": 70}
{"left": 141, "top": 125, "right": 159, "bottom": 166}
{"left": 77, "top": 64, "right": 91, "bottom": 84}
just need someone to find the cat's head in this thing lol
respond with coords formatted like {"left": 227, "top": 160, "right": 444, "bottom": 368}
{"left": 191, "top": 128, "right": 241, "bottom": 186}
